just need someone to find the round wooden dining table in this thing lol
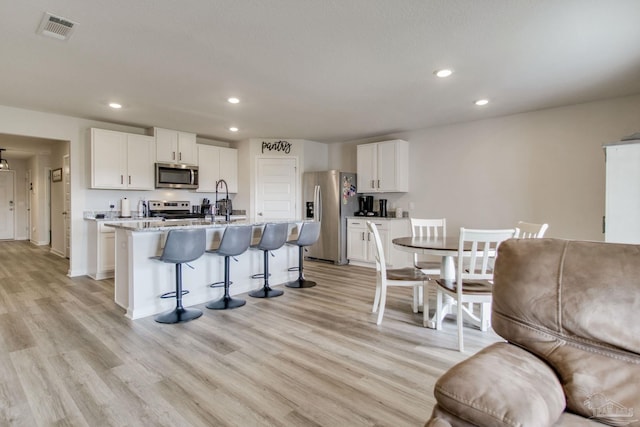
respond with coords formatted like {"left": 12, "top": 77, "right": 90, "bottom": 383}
{"left": 392, "top": 235, "right": 475, "bottom": 281}
{"left": 392, "top": 235, "right": 471, "bottom": 329}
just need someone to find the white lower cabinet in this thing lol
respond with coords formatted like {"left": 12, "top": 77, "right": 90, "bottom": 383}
{"left": 87, "top": 221, "right": 116, "bottom": 280}
{"left": 347, "top": 218, "right": 411, "bottom": 268}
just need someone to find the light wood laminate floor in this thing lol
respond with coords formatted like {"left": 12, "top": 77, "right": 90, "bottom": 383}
{"left": 0, "top": 241, "right": 501, "bottom": 426}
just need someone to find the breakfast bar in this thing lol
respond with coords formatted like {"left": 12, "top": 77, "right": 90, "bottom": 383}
{"left": 106, "top": 219, "right": 301, "bottom": 320}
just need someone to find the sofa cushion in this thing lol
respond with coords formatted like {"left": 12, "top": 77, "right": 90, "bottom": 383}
{"left": 492, "top": 239, "right": 640, "bottom": 424}
{"left": 432, "top": 342, "right": 566, "bottom": 427}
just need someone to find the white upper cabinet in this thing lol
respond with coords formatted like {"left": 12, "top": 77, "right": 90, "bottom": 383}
{"left": 196, "top": 145, "right": 238, "bottom": 193}
{"left": 154, "top": 127, "right": 197, "bottom": 165}
{"left": 90, "top": 128, "right": 154, "bottom": 190}
{"left": 357, "top": 140, "right": 409, "bottom": 193}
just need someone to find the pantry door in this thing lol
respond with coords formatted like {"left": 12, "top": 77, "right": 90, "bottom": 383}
{"left": 255, "top": 157, "right": 297, "bottom": 220}
{"left": 0, "top": 171, "right": 15, "bottom": 239}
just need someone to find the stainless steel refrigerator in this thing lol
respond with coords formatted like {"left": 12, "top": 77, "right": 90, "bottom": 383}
{"left": 303, "top": 170, "right": 357, "bottom": 264}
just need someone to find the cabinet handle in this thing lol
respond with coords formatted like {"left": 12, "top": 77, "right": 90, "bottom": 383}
{"left": 361, "top": 231, "right": 365, "bottom": 241}
{"left": 377, "top": 179, "right": 380, "bottom": 188}
{"left": 172, "top": 151, "right": 176, "bottom": 160}
{"left": 367, "top": 232, "right": 371, "bottom": 241}
{"left": 371, "top": 180, "right": 375, "bottom": 189}
{"left": 128, "top": 175, "right": 131, "bottom": 185}
{"left": 120, "top": 175, "right": 123, "bottom": 184}
{"left": 179, "top": 152, "right": 182, "bottom": 161}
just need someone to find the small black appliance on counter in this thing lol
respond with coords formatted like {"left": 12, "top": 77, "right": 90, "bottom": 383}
{"left": 355, "top": 195, "right": 377, "bottom": 216}
{"left": 379, "top": 199, "right": 388, "bottom": 217}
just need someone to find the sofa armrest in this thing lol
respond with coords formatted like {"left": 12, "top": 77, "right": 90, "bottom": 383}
{"left": 430, "top": 342, "right": 566, "bottom": 427}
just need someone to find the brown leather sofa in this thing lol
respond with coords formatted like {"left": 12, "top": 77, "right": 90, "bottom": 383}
{"left": 426, "top": 238, "right": 640, "bottom": 427}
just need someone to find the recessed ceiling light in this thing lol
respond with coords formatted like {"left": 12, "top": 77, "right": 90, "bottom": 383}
{"left": 434, "top": 69, "right": 453, "bottom": 78}
{"left": 229, "top": 127, "right": 239, "bottom": 132}
{"left": 474, "top": 99, "right": 489, "bottom": 106}
{"left": 227, "top": 97, "right": 240, "bottom": 104}
{"left": 108, "top": 102, "right": 122, "bottom": 109}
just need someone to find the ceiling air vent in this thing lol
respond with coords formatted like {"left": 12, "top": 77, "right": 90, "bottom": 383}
{"left": 37, "top": 12, "right": 77, "bottom": 41}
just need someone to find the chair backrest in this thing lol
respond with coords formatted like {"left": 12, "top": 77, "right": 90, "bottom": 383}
{"left": 411, "top": 218, "right": 446, "bottom": 266}
{"left": 217, "top": 225, "right": 253, "bottom": 257}
{"left": 410, "top": 218, "right": 446, "bottom": 238}
{"left": 295, "top": 221, "right": 321, "bottom": 247}
{"left": 160, "top": 228, "right": 206, "bottom": 264}
{"left": 255, "top": 222, "right": 289, "bottom": 251}
{"left": 458, "top": 228, "right": 516, "bottom": 284}
{"left": 367, "top": 221, "right": 387, "bottom": 276}
{"left": 514, "top": 221, "right": 548, "bottom": 238}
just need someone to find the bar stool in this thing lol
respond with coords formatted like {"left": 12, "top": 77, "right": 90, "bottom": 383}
{"left": 205, "top": 225, "right": 253, "bottom": 309}
{"left": 285, "top": 221, "right": 321, "bottom": 288}
{"left": 152, "top": 228, "right": 206, "bottom": 324}
{"left": 249, "top": 222, "right": 289, "bottom": 298}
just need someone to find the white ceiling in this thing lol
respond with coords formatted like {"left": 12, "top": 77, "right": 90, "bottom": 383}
{"left": 1, "top": 0, "right": 640, "bottom": 144}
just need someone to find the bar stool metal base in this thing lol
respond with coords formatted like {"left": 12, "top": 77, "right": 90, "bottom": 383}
{"left": 249, "top": 286, "right": 284, "bottom": 298}
{"left": 206, "top": 296, "right": 246, "bottom": 310}
{"left": 285, "top": 279, "right": 317, "bottom": 288}
{"left": 155, "top": 307, "right": 203, "bottom": 324}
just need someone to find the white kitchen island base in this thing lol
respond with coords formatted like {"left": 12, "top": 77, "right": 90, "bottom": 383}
{"left": 112, "top": 223, "right": 300, "bottom": 320}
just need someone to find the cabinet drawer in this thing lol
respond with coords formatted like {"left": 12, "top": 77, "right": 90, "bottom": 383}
{"left": 348, "top": 218, "right": 390, "bottom": 230}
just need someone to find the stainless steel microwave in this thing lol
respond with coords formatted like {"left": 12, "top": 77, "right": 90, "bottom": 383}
{"left": 155, "top": 163, "right": 199, "bottom": 189}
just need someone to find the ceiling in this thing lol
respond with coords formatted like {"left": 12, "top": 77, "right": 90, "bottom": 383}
{"left": 1, "top": 0, "right": 640, "bottom": 145}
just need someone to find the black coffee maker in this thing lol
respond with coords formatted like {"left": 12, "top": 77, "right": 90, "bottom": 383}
{"left": 356, "top": 195, "right": 375, "bottom": 216}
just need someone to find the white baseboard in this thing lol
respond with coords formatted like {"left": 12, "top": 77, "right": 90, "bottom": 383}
{"left": 50, "top": 248, "right": 65, "bottom": 258}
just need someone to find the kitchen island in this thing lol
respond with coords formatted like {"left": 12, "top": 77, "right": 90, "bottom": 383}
{"left": 106, "top": 219, "right": 302, "bottom": 320}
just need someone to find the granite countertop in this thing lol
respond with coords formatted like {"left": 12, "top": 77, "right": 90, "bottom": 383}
{"left": 104, "top": 217, "right": 304, "bottom": 232}
{"left": 346, "top": 216, "right": 408, "bottom": 220}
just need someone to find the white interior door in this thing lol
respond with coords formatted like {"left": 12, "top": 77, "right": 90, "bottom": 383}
{"left": 605, "top": 142, "right": 640, "bottom": 243}
{"left": 0, "top": 171, "right": 15, "bottom": 239}
{"left": 64, "top": 155, "right": 71, "bottom": 258}
{"left": 255, "top": 157, "right": 297, "bottom": 220}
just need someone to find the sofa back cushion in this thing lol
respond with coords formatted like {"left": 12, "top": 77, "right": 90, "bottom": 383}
{"left": 492, "top": 239, "right": 640, "bottom": 425}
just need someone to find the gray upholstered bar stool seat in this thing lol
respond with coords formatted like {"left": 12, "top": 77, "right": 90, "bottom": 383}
{"left": 249, "top": 222, "right": 289, "bottom": 298}
{"left": 205, "top": 225, "right": 253, "bottom": 310}
{"left": 151, "top": 228, "right": 206, "bottom": 324}
{"left": 286, "top": 221, "right": 321, "bottom": 288}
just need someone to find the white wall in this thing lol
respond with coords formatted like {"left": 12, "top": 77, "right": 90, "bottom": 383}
{"left": 0, "top": 105, "right": 148, "bottom": 276}
{"left": 330, "top": 94, "right": 640, "bottom": 240}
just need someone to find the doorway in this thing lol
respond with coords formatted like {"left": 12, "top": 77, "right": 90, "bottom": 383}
{"left": 63, "top": 155, "right": 70, "bottom": 258}
{"left": 255, "top": 157, "right": 298, "bottom": 220}
{"left": 0, "top": 171, "right": 15, "bottom": 239}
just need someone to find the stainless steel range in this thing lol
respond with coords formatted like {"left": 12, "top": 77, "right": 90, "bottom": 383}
{"left": 147, "top": 200, "right": 206, "bottom": 220}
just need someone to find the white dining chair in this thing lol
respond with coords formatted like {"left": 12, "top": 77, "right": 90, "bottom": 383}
{"left": 410, "top": 218, "right": 446, "bottom": 273}
{"left": 514, "top": 221, "right": 549, "bottom": 238}
{"left": 367, "top": 221, "right": 429, "bottom": 325}
{"left": 434, "top": 227, "right": 516, "bottom": 352}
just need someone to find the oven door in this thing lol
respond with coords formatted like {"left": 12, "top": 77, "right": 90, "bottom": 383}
{"left": 155, "top": 163, "right": 199, "bottom": 189}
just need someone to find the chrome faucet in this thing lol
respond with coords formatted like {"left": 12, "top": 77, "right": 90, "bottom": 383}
{"left": 215, "top": 179, "right": 230, "bottom": 222}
